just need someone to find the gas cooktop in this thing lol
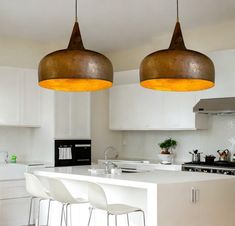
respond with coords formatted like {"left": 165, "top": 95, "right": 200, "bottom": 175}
{"left": 183, "top": 161, "right": 235, "bottom": 168}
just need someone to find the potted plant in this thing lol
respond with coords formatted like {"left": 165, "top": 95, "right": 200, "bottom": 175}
{"left": 158, "top": 138, "right": 177, "bottom": 163}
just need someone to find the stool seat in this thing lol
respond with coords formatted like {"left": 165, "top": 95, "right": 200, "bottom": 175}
{"left": 107, "top": 204, "right": 141, "bottom": 215}
{"left": 68, "top": 197, "right": 88, "bottom": 204}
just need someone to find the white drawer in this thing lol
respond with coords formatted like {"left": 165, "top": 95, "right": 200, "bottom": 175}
{"left": 0, "top": 180, "right": 29, "bottom": 200}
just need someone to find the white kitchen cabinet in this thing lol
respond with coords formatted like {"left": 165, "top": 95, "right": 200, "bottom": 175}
{"left": 0, "top": 180, "right": 29, "bottom": 226}
{"left": 21, "top": 69, "right": 41, "bottom": 126}
{"left": 110, "top": 83, "right": 208, "bottom": 130}
{"left": 0, "top": 66, "right": 41, "bottom": 127}
{"left": 55, "top": 92, "right": 91, "bottom": 139}
{"left": 157, "top": 179, "right": 235, "bottom": 226}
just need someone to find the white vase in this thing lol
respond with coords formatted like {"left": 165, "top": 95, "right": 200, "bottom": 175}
{"left": 158, "top": 153, "right": 174, "bottom": 164}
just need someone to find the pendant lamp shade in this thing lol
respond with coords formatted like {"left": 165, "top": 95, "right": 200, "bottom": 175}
{"left": 39, "top": 4, "right": 113, "bottom": 92}
{"left": 140, "top": 2, "right": 215, "bottom": 92}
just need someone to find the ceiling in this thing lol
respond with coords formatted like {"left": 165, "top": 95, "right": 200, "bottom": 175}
{"left": 0, "top": 0, "right": 235, "bottom": 52}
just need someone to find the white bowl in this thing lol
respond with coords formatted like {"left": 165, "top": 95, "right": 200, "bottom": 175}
{"left": 158, "top": 154, "right": 174, "bottom": 164}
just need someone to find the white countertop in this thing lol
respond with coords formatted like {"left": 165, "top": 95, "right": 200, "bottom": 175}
{"left": 34, "top": 165, "right": 233, "bottom": 189}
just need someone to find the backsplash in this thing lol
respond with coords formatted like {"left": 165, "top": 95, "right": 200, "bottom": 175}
{"left": 119, "top": 115, "right": 235, "bottom": 163}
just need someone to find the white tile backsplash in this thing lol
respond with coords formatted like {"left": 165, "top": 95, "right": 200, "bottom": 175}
{"left": 119, "top": 115, "right": 235, "bottom": 163}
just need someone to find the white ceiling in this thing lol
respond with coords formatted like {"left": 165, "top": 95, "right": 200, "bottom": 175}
{"left": 0, "top": 0, "right": 235, "bottom": 52}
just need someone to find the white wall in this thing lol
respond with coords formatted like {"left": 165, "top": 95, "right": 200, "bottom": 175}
{"left": 91, "top": 90, "right": 122, "bottom": 163}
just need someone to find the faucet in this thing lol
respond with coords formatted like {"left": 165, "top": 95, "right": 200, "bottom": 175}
{"left": 104, "top": 146, "right": 119, "bottom": 173}
{"left": 0, "top": 151, "right": 8, "bottom": 163}
{"left": 104, "top": 146, "right": 118, "bottom": 161}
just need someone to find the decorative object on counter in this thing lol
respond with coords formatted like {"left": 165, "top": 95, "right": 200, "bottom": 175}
{"left": 158, "top": 138, "right": 177, "bottom": 164}
{"left": 205, "top": 155, "right": 216, "bottom": 164}
{"left": 38, "top": 0, "right": 113, "bottom": 92}
{"left": 139, "top": 0, "right": 215, "bottom": 92}
{"left": 217, "top": 149, "right": 230, "bottom": 162}
{"left": 10, "top": 154, "right": 17, "bottom": 163}
{"left": 232, "top": 154, "right": 235, "bottom": 162}
{"left": 0, "top": 151, "right": 8, "bottom": 163}
{"left": 189, "top": 150, "right": 202, "bottom": 163}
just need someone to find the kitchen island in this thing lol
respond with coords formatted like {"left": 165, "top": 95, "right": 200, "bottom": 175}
{"left": 34, "top": 165, "right": 235, "bottom": 226}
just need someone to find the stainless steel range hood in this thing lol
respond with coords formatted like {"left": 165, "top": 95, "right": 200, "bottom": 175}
{"left": 193, "top": 97, "right": 235, "bottom": 115}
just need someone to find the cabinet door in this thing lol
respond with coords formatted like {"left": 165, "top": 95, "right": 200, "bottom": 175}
{"left": 0, "top": 67, "right": 21, "bottom": 125}
{"left": 158, "top": 182, "right": 199, "bottom": 226}
{"left": 70, "top": 92, "right": 90, "bottom": 139}
{"left": 162, "top": 92, "right": 197, "bottom": 129}
{"left": 21, "top": 69, "right": 41, "bottom": 126}
{"left": 55, "top": 92, "right": 91, "bottom": 139}
{"left": 55, "top": 92, "right": 71, "bottom": 138}
{"left": 109, "top": 84, "right": 163, "bottom": 130}
{"left": 158, "top": 179, "right": 235, "bottom": 226}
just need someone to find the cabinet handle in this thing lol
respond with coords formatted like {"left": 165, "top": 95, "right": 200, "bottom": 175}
{"left": 191, "top": 187, "right": 195, "bottom": 203}
{"left": 191, "top": 187, "right": 199, "bottom": 204}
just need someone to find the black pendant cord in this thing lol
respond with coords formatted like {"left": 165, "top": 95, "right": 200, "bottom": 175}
{"left": 75, "top": 0, "right": 78, "bottom": 22}
{"left": 176, "top": 0, "right": 179, "bottom": 22}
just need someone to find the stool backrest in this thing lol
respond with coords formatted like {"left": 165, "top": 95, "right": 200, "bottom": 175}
{"left": 88, "top": 182, "right": 108, "bottom": 210}
{"left": 24, "top": 173, "right": 50, "bottom": 199}
{"left": 47, "top": 177, "right": 77, "bottom": 204}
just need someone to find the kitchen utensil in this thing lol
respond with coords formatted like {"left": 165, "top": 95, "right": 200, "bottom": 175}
{"left": 205, "top": 155, "right": 216, "bottom": 164}
{"left": 217, "top": 149, "right": 230, "bottom": 161}
{"left": 189, "top": 150, "right": 202, "bottom": 163}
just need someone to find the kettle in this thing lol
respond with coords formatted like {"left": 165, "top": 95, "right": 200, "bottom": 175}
{"left": 189, "top": 150, "right": 202, "bottom": 163}
{"left": 217, "top": 149, "right": 230, "bottom": 161}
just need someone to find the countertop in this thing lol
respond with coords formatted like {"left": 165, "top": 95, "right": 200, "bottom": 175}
{"left": 34, "top": 165, "right": 234, "bottom": 189}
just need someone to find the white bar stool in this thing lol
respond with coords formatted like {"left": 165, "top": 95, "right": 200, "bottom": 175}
{"left": 47, "top": 178, "right": 88, "bottom": 226}
{"left": 24, "top": 173, "right": 52, "bottom": 226}
{"left": 87, "top": 182, "right": 146, "bottom": 226}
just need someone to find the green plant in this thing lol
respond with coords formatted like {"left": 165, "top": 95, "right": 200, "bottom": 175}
{"left": 158, "top": 138, "right": 177, "bottom": 154}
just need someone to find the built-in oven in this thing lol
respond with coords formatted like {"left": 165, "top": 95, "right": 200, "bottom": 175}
{"left": 55, "top": 140, "right": 91, "bottom": 167}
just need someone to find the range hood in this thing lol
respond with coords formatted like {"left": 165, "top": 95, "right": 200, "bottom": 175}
{"left": 193, "top": 97, "right": 235, "bottom": 115}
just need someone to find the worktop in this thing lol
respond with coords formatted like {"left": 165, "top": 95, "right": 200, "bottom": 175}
{"left": 34, "top": 165, "right": 233, "bottom": 187}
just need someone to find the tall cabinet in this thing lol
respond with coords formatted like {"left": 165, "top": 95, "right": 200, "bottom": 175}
{"left": 54, "top": 92, "right": 91, "bottom": 139}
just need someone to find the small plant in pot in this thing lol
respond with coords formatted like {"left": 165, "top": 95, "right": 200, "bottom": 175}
{"left": 158, "top": 138, "right": 177, "bottom": 163}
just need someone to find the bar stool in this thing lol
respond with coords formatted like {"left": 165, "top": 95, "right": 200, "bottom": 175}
{"left": 47, "top": 177, "right": 88, "bottom": 226}
{"left": 24, "top": 173, "right": 52, "bottom": 226}
{"left": 87, "top": 182, "right": 146, "bottom": 226}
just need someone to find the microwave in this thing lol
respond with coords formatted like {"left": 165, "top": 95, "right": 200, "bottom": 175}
{"left": 55, "top": 140, "right": 91, "bottom": 167}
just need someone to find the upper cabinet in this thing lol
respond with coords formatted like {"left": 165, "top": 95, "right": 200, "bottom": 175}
{"left": 110, "top": 83, "right": 208, "bottom": 130}
{"left": 54, "top": 92, "right": 91, "bottom": 139}
{"left": 0, "top": 67, "right": 41, "bottom": 127}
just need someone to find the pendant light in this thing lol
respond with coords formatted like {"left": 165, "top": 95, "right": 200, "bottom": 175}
{"left": 140, "top": 0, "right": 215, "bottom": 92}
{"left": 38, "top": 0, "right": 113, "bottom": 92}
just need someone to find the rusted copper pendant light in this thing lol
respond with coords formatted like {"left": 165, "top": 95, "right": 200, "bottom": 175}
{"left": 38, "top": 0, "right": 113, "bottom": 92}
{"left": 140, "top": 0, "right": 215, "bottom": 92}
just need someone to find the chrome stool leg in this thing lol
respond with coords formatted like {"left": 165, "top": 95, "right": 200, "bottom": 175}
{"left": 46, "top": 199, "right": 51, "bottom": 226}
{"left": 38, "top": 199, "right": 43, "bottom": 226}
{"left": 141, "top": 210, "right": 146, "bottom": 226}
{"left": 60, "top": 204, "right": 65, "bottom": 226}
{"left": 28, "top": 197, "right": 35, "bottom": 226}
{"left": 87, "top": 207, "right": 93, "bottom": 226}
{"left": 107, "top": 213, "right": 110, "bottom": 226}
{"left": 115, "top": 215, "right": 117, "bottom": 226}
{"left": 126, "top": 214, "right": 130, "bottom": 226}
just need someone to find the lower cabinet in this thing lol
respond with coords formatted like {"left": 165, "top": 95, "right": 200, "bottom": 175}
{"left": 0, "top": 180, "right": 29, "bottom": 226}
{"left": 157, "top": 179, "right": 235, "bottom": 226}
